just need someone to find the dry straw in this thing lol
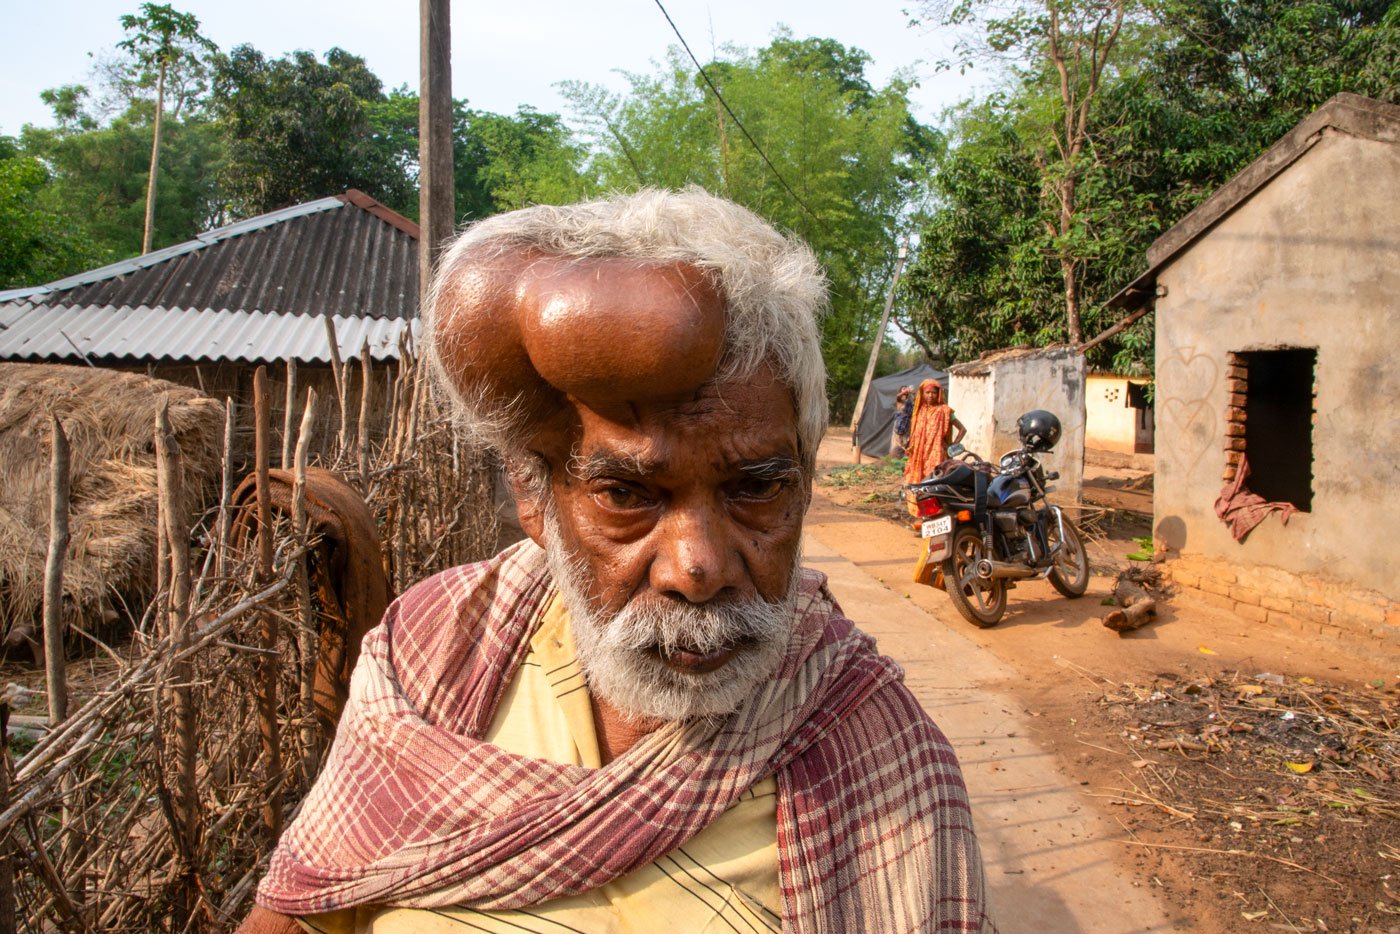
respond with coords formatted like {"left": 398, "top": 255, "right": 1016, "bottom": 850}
{"left": 0, "top": 365, "right": 224, "bottom": 653}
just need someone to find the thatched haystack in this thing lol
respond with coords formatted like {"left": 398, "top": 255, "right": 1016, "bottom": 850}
{"left": 0, "top": 364, "right": 223, "bottom": 652}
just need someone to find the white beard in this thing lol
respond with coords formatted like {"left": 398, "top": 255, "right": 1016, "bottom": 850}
{"left": 541, "top": 515, "right": 797, "bottom": 723}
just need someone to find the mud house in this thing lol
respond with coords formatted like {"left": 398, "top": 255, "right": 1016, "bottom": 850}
{"left": 1084, "top": 372, "right": 1153, "bottom": 456}
{"left": 947, "top": 344, "right": 1087, "bottom": 503}
{"left": 1108, "top": 93, "right": 1400, "bottom": 649}
{"left": 0, "top": 189, "right": 421, "bottom": 466}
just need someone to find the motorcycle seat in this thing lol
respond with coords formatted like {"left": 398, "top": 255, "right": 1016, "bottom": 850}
{"left": 926, "top": 462, "right": 976, "bottom": 488}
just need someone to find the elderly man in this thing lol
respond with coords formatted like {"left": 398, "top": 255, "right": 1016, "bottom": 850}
{"left": 242, "top": 189, "right": 993, "bottom": 933}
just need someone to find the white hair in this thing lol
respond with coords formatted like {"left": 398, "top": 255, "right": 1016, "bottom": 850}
{"left": 423, "top": 187, "right": 829, "bottom": 472}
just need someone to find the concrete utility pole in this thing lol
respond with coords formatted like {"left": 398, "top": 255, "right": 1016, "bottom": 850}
{"left": 849, "top": 240, "right": 909, "bottom": 462}
{"left": 419, "top": 0, "right": 455, "bottom": 307}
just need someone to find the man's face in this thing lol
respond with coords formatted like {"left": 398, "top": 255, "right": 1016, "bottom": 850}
{"left": 554, "top": 364, "right": 807, "bottom": 612}
{"left": 538, "top": 363, "right": 810, "bottom": 721}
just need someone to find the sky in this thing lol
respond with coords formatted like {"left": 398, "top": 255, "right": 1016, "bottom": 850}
{"left": 0, "top": 0, "right": 991, "bottom": 137}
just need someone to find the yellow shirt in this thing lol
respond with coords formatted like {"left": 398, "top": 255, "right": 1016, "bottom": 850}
{"left": 300, "top": 594, "right": 781, "bottom": 933}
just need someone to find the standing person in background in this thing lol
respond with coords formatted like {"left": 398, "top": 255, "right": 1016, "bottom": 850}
{"left": 903, "top": 380, "right": 966, "bottom": 484}
{"left": 890, "top": 385, "right": 914, "bottom": 456}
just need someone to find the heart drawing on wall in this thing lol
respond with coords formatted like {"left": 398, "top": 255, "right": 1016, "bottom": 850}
{"left": 1157, "top": 348, "right": 1220, "bottom": 475}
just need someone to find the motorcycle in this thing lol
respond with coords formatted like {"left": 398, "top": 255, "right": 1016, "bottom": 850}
{"left": 906, "top": 410, "right": 1089, "bottom": 627}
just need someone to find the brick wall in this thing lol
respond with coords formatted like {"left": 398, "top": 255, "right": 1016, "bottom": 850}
{"left": 1222, "top": 354, "right": 1246, "bottom": 483}
{"left": 1164, "top": 553, "right": 1400, "bottom": 649}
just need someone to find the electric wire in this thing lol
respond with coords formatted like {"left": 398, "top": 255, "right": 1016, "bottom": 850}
{"left": 649, "top": 0, "right": 827, "bottom": 229}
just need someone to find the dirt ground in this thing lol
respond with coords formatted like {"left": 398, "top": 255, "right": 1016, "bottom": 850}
{"left": 815, "top": 430, "right": 1400, "bottom": 933}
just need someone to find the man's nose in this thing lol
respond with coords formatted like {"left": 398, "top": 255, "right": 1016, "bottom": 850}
{"left": 649, "top": 500, "right": 741, "bottom": 603}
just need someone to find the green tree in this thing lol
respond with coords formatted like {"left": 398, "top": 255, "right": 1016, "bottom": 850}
{"left": 562, "top": 34, "right": 936, "bottom": 413}
{"left": 904, "top": 0, "right": 1396, "bottom": 373}
{"left": 20, "top": 104, "right": 224, "bottom": 262}
{"left": 17, "top": 80, "right": 223, "bottom": 267}
{"left": 901, "top": 97, "right": 1058, "bottom": 361}
{"left": 914, "top": 0, "right": 1148, "bottom": 344}
{"left": 357, "top": 89, "right": 597, "bottom": 223}
{"left": 116, "top": 3, "right": 217, "bottom": 254}
{"left": 209, "top": 46, "right": 416, "bottom": 216}
{"left": 455, "top": 106, "right": 596, "bottom": 218}
{"left": 0, "top": 138, "right": 101, "bottom": 288}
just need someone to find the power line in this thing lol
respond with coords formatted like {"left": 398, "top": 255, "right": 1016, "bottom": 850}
{"left": 649, "top": 0, "right": 827, "bottom": 229}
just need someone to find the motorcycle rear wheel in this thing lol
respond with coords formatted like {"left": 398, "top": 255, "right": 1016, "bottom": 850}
{"left": 943, "top": 527, "right": 1007, "bottom": 627}
{"left": 1047, "top": 517, "right": 1090, "bottom": 597}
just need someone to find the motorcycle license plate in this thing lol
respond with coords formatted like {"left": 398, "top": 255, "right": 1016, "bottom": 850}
{"left": 921, "top": 515, "right": 953, "bottom": 538}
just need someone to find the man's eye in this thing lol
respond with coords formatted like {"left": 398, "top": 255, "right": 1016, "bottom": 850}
{"left": 598, "top": 486, "right": 649, "bottom": 509}
{"left": 733, "top": 477, "right": 785, "bottom": 501}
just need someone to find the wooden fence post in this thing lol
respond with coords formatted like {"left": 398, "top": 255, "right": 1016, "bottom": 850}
{"left": 252, "top": 367, "right": 282, "bottom": 839}
{"left": 43, "top": 417, "right": 71, "bottom": 727}
{"left": 0, "top": 703, "right": 15, "bottom": 934}
{"left": 358, "top": 342, "right": 372, "bottom": 493}
{"left": 323, "top": 318, "right": 349, "bottom": 463}
{"left": 292, "top": 389, "right": 319, "bottom": 782}
{"left": 156, "top": 398, "right": 200, "bottom": 926}
{"left": 216, "top": 398, "right": 235, "bottom": 586}
{"left": 282, "top": 357, "right": 298, "bottom": 470}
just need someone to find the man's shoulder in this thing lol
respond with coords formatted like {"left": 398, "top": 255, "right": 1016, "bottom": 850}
{"left": 390, "top": 539, "right": 549, "bottom": 628}
{"left": 377, "top": 538, "right": 553, "bottom": 732}
{"left": 794, "top": 568, "right": 960, "bottom": 766}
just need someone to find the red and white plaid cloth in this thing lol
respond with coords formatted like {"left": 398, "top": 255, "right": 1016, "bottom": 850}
{"left": 1215, "top": 453, "right": 1299, "bottom": 542}
{"left": 257, "top": 540, "right": 994, "bottom": 931}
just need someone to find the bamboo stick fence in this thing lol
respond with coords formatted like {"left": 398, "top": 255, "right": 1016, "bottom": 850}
{"left": 2, "top": 333, "right": 498, "bottom": 931}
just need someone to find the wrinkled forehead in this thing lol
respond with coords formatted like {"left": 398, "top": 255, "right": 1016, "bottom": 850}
{"left": 564, "top": 362, "right": 800, "bottom": 474}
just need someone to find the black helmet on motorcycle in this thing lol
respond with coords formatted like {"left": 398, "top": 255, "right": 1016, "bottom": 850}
{"left": 1017, "top": 410, "right": 1062, "bottom": 452}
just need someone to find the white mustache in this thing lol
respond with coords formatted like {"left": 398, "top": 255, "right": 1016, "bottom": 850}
{"left": 607, "top": 595, "right": 787, "bottom": 657}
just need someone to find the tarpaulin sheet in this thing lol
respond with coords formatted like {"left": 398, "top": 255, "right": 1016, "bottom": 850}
{"left": 854, "top": 363, "right": 947, "bottom": 457}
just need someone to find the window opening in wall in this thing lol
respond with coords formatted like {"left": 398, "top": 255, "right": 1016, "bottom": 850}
{"left": 1234, "top": 349, "right": 1316, "bottom": 512}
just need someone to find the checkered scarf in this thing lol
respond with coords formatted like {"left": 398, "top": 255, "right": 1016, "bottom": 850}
{"left": 257, "top": 540, "right": 993, "bottom": 931}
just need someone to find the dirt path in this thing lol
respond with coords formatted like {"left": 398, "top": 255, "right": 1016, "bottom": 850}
{"left": 809, "top": 431, "right": 1399, "bottom": 932}
{"left": 803, "top": 530, "right": 1185, "bottom": 931}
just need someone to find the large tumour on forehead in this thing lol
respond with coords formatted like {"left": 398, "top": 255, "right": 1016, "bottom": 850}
{"left": 544, "top": 520, "right": 799, "bottom": 722}
{"left": 432, "top": 255, "right": 728, "bottom": 454}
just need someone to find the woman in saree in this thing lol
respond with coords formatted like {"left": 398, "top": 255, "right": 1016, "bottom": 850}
{"left": 902, "top": 379, "right": 966, "bottom": 485}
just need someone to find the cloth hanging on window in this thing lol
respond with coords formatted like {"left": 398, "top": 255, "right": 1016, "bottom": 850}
{"left": 1214, "top": 454, "right": 1298, "bottom": 542}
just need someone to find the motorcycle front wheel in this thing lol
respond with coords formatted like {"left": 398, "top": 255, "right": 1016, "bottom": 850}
{"left": 1047, "top": 516, "right": 1090, "bottom": 597}
{"left": 943, "top": 526, "right": 1007, "bottom": 627}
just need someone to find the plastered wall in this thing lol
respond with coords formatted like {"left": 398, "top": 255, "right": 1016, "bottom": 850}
{"left": 950, "top": 346, "right": 1087, "bottom": 503}
{"left": 1085, "top": 374, "right": 1146, "bottom": 454}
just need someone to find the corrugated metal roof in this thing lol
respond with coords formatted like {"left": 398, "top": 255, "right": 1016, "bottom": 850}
{"left": 0, "top": 190, "right": 420, "bottom": 320}
{"left": 0, "top": 303, "right": 417, "bottom": 365}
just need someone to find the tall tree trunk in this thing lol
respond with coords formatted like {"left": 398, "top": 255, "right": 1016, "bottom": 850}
{"left": 1059, "top": 173, "right": 1083, "bottom": 345}
{"left": 141, "top": 63, "right": 166, "bottom": 256}
{"left": 716, "top": 94, "right": 729, "bottom": 193}
{"left": 1041, "top": 0, "right": 1122, "bottom": 348}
